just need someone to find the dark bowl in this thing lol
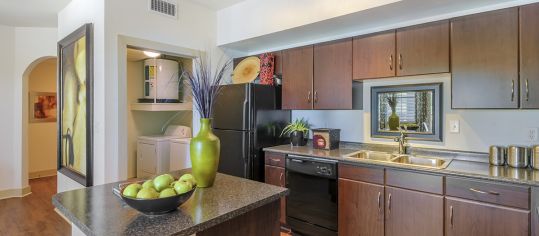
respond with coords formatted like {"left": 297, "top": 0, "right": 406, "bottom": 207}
{"left": 119, "top": 181, "right": 196, "bottom": 215}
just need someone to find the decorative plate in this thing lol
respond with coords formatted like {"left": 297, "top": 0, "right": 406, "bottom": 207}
{"left": 233, "top": 56, "right": 260, "bottom": 84}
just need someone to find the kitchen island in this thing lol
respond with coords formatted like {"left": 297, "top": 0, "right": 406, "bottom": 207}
{"left": 52, "top": 170, "right": 288, "bottom": 236}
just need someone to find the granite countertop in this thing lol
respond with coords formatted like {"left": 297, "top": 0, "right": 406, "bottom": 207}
{"left": 52, "top": 170, "right": 288, "bottom": 236}
{"left": 264, "top": 144, "right": 539, "bottom": 187}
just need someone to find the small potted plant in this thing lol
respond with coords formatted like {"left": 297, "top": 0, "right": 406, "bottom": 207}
{"left": 281, "top": 118, "right": 311, "bottom": 146}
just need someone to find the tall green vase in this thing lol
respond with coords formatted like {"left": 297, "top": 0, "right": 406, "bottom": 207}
{"left": 190, "top": 118, "right": 220, "bottom": 188}
{"left": 388, "top": 111, "right": 400, "bottom": 131}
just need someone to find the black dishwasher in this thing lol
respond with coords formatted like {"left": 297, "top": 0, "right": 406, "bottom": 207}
{"left": 286, "top": 155, "right": 338, "bottom": 236}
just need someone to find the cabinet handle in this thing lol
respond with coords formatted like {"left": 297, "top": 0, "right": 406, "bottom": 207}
{"left": 450, "top": 206, "right": 454, "bottom": 228}
{"left": 469, "top": 187, "right": 500, "bottom": 195}
{"left": 279, "top": 172, "right": 283, "bottom": 186}
{"left": 511, "top": 80, "right": 515, "bottom": 102}
{"left": 389, "top": 55, "right": 393, "bottom": 70}
{"left": 307, "top": 91, "right": 311, "bottom": 103}
{"left": 526, "top": 79, "right": 530, "bottom": 102}
{"left": 271, "top": 158, "right": 280, "bottom": 163}
{"left": 377, "top": 192, "right": 381, "bottom": 211}
{"left": 314, "top": 90, "right": 318, "bottom": 103}
{"left": 387, "top": 193, "right": 392, "bottom": 217}
{"left": 398, "top": 54, "right": 403, "bottom": 70}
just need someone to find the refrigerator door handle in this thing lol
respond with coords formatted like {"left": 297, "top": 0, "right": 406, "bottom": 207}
{"left": 242, "top": 98, "right": 249, "bottom": 130}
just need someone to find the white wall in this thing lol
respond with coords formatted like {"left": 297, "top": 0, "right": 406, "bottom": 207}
{"left": 0, "top": 26, "right": 58, "bottom": 194}
{"left": 28, "top": 58, "right": 57, "bottom": 176}
{"left": 293, "top": 74, "right": 539, "bottom": 153}
{"left": 56, "top": 0, "right": 223, "bottom": 190}
{"left": 0, "top": 25, "right": 16, "bottom": 191}
{"left": 217, "top": 0, "right": 400, "bottom": 45}
{"left": 57, "top": 0, "right": 105, "bottom": 191}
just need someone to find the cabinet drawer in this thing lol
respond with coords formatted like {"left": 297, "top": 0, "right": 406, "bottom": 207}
{"left": 265, "top": 152, "right": 285, "bottom": 168}
{"left": 446, "top": 177, "right": 530, "bottom": 209}
{"left": 338, "top": 164, "right": 384, "bottom": 185}
{"left": 386, "top": 169, "right": 444, "bottom": 194}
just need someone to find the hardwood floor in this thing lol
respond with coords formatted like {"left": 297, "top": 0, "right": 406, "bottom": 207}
{"left": 0, "top": 176, "right": 70, "bottom": 236}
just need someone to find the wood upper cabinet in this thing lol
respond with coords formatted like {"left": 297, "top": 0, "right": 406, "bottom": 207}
{"left": 385, "top": 187, "right": 443, "bottom": 236}
{"left": 446, "top": 197, "right": 529, "bottom": 236}
{"left": 282, "top": 45, "right": 314, "bottom": 110}
{"left": 520, "top": 3, "right": 539, "bottom": 108}
{"left": 338, "top": 178, "right": 384, "bottom": 236}
{"left": 264, "top": 164, "right": 286, "bottom": 225}
{"left": 451, "top": 8, "right": 519, "bottom": 109}
{"left": 313, "top": 39, "right": 353, "bottom": 109}
{"left": 353, "top": 31, "right": 396, "bottom": 80}
{"left": 396, "top": 21, "right": 449, "bottom": 76}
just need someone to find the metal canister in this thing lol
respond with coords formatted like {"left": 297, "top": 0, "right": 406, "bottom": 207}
{"left": 507, "top": 145, "right": 529, "bottom": 168}
{"left": 531, "top": 145, "right": 539, "bottom": 170}
{"left": 489, "top": 145, "right": 506, "bottom": 166}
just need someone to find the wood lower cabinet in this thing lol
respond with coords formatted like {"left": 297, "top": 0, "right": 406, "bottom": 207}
{"left": 353, "top": 31, "right": 396, "bottom": 80}
{"left": 451, "top": 8, "right": 519, "bottom": 109}
{"left": 282, "top": 45, "right": 313, "bottom": 110}
{"left": 338, "top": 178, "right": 384, "bottom": 236}
{"left": 520, "top": 3, "right": 539, "bottom": 108}
{"left": 445, "top": 197, "right": 529, "bottom": 236}
{"left": 264, "top": 165, "right": 286, "bottom": 225}
{"left": 313, "top": 39, "right": 353, "bottom": 109}
{"left": 385, "top": 187, "right": 443, "bottom": 236}
{"left": 396, "top": 20, "right": 449, "bottom": 76}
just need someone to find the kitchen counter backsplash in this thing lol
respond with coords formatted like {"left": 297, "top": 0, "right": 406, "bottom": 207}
{"left": 264, "top": 142, "right": 539, "bottom": 187}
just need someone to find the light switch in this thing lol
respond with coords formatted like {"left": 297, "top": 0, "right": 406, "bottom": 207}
{"left": 450, "top": 120, "right": 460, "bottom": 133}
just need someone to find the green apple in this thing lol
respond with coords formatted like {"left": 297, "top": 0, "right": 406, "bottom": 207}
{"left": 159, "top": 188, "right": 177, "bottom": 198}
{"left": 122, "top": 183, "right": 142, "bottom": 198}
{"left": 154, "top": 174, "right": 173, "bottom": 192}
{"left": 170, "top": 180, "right": 178, "bottom": 188}
{"left": 142, "top": 180, "right": 154, "bottom": 189}
{"left": 136, "top": 188, "right": 159, "bottom": 199}
{"left": 179, "top": 173, "right": 196, "bottom": 186}
{"left": 174, "top": 181, "right": 192, "bottom": 195}
{"left": 164, "top": 174, "right": 175, "bottom": 182}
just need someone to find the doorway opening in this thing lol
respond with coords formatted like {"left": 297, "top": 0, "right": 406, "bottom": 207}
{"left": 26, "top": 57, "right": 58, "bottom": 180}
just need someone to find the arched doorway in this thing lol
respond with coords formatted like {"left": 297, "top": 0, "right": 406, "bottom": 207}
{"left": 26, "top": 58, "right": 58, "bottom": 179}
{"left": 21, "top": 57, "right": 58, "bottom": 191}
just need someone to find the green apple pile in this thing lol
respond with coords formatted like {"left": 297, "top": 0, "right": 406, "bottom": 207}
{"left": 122, "top": 173, "right": 196, "bottom": 199}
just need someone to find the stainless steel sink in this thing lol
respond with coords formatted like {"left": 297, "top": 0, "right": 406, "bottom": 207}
{"left": 343, "top": 150, "right": 452, "bottom": 169}
{"left": 344, "top": 151, "right": 399, "bottom": 162}
{"left": 390, "top": 155, "right": 451, "bottom": 169}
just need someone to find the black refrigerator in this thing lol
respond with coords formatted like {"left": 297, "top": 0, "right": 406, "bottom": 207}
{"left": 212, "top": 83, "right": 290, "bottom": 181}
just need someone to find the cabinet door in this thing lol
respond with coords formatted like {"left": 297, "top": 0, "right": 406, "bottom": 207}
{"left": 264, "top": 165, "right": 286, "bottom": 225}
{"left": 282, "top": 46, "right": 314, "bottom": 110}
{"left": 385, "top": 187, "right": 443, "bottom": 236}
{"left": 353, "top": 31, "right": 396, "bottom": 80}
{"left": 313, "top": 39, "right": 353, "bottom": 109}
{"left": 451, "top": 8, "right": 519, "bottom": 108}
{"left": 520, "top": 3, "right": 539, "bottom": 108}
{"left": 338, "top": 178, "right": 384, "bottom": 236}
{"left": 446, "top": 197, "right": 529, "bottom": 236}
{"left": 396, "top": 21, "right": 449, "bottom": 76}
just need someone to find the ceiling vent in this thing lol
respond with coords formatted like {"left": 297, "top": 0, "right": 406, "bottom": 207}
{"left": 149, "top": 0, "right": 177, "bottom": 18}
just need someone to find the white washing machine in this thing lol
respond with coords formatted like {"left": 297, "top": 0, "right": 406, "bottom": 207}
{"left": 170, "top": 138, "right": 191, "bottom": 171}
{"left": 137, "top": 125, "right": 191, "bottom": 178}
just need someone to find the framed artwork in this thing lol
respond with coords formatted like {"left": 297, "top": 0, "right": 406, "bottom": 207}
{"left": 57, "top": 23, "right": 93, "bottom": 187}
{"left": 29, "top": 92, "right": 57, "bottom": 123}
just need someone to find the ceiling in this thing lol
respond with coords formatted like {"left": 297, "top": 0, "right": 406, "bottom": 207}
{"left": 188, "top": 0, "right": 245, "bottom": 10}
{"left": 0, "top": 0, "right": 71, "bottom": 27}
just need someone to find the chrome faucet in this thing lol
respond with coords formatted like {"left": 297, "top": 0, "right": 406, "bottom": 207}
{"left": 394, "top": 130, "right": 408, "bottom": 154}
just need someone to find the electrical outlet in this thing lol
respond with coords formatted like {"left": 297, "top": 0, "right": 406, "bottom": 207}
{"left": 527, "top": 128, "right": 538, "bottom": 142}
{"left": 449, "top": 120, "right": 460, "bottom": 133}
